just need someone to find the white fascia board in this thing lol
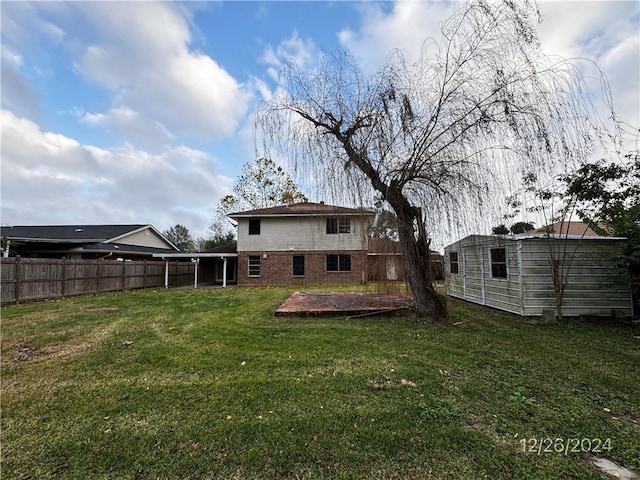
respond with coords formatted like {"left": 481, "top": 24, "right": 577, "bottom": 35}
{"left": 106, "top": 225, "right": 180, "bottom": 251}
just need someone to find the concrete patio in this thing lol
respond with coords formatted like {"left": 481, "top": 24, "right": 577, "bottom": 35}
{"left": 275, "top": 291, "right": 413, "bottom": 317}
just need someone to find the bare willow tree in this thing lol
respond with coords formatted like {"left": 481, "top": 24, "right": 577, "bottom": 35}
{"left": 258, "top": 0, "right": 616, "bottom": 320}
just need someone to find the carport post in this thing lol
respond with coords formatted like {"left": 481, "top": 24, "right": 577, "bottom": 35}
{"left": 193, "top": 258, "right": 199, "bottom": 289}
{"left": 222, "top": 257, "right": 227, "bottom": 288}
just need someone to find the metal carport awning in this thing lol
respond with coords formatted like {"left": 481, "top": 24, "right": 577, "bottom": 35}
{"left": 152, "top": 252, "right": 238, "bottom": 289}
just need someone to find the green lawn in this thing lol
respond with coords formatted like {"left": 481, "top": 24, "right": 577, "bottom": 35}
{"left": 1, "top": 286, "right": 639, "bottom": 479}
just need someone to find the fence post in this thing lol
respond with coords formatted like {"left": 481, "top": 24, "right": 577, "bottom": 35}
{"left": 122, "top": 261, "right": 126, "bottom": 291}
{"left": 143, "top": 260, "right": 147, "bottom": 288}
{"left": 97, "top": 259, "right": 102, "bottom": 293}
{"left": 61, "top": 258, "right": 66, "bottom": 297}
{"left": 14, "top": 257, "right": 21, "bottom": 303}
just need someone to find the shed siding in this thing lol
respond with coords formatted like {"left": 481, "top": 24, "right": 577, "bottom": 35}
{"left": 446, "top": 236, "right": 522, "bottom": 315}
{"left": 445, "top": 235, "right": 632, "bottom": 317}
{"left": 482, "top": 243, "right": 523, "bottom": 315}
{"left": 519, "top": 240, "right": 632, "bottom": 316}
{"left": 236, "top": 216, "right": 368, "bottom": 252}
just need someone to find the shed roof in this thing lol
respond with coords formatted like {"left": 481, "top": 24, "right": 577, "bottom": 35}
{"left": 228, "top": 201, "right": 375, "bottom": 218}
{"left": 445, "top": 232, "right": 626, "bottom": 249}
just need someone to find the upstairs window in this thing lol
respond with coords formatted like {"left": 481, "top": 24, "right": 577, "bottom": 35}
{"left": 248, "top": 219, "right": 260, "bottom": 235}
{"left": 449, "top": 252, "right": 459, "bottom": 275}
{"left": 490, "top": 248, "right": 507, "bottom": 278}
{"left": 326, "top": 217, "right": 350, "bottom": 234}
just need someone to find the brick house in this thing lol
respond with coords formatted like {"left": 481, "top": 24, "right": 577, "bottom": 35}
{"left": 228, "top": 202, "right": 375, "bottom": 286}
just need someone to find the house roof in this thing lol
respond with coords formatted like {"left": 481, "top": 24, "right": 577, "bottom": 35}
{"left": 1, "top": 224, "right": 153, "bottom": 243}
{"left": 536, "top": 221, "right": 603, "bottom": 237}
{"left": 1, "top": 224, "right": 180, "bottom": 255}
{"left": 228, "top": 201, "right": 375, "bottom": 218}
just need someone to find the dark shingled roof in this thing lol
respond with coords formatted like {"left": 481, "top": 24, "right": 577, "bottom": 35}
{"left": 0, "top": 225, "right": 150, "bottom": 242}
{"left": 228, "top": 201, "right": 375, "bottom": 218}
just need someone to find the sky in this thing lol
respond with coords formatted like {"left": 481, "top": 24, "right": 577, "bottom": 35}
{"left": 1, "top": 0, "right": 639, "bottom": 246}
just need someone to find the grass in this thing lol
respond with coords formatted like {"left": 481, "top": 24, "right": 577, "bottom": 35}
{"left": 1, "top": 286, "right": 639, "bottom": 479}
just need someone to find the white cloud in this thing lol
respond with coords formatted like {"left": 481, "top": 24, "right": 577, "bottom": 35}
{"left": 1, "top": 2, "right": 251, "bottom": 145}
{"left": 82, "top": 107, "right": 174, "bottom": 152}
{"left": 538, "top": 1, "right": 640, "bottom": 136}
{"left": 1, "top": 44, "right": 22, "bottom": 68}
{"left": 341, "top": 0, "right": 638, "bottom": 148}
{"left": 261, "top": 31, "right": 321, "bottom": 82}
{"left": 72, "top": 2, "right": 250, "bottom": 142}
{"left": 338, "top": 1, "right": 454, "bottom": 69}
{"left": 1, "top": 110, "right": 233, "bottom": 236}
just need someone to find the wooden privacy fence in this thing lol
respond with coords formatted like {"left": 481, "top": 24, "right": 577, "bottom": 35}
{"left": 1, "top": 258, "right": 195, "bottom": 305}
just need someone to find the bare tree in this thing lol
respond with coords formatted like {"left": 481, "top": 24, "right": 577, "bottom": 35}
{"left": 509, "top": 172, "right": 586, "bottom": 322}
{"left": 258, "top": 0, "right": 616, "bottom": 320}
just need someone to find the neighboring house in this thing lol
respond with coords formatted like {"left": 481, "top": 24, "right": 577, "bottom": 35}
{"left": 367, "top": 237, "right": 405, "bottom": 282}
{"left": 1, "top": 224, "right": 179, "bottom": 260}
{"left": 367, "top": 237, "right": 444, "bottom": 282}
{"left": 537, "top": 220, "right": 603, "bottom": 237}
{"left": 228, "top": 202, "right": 375, "bottom": 286}
{"left": 444, "top": 234, "right": 633, "bottom": 317}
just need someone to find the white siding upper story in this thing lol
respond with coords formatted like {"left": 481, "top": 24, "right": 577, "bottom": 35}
{"left": 236, "top": 216, "right": 369, "bottom": 252}
{"left": 109, "top": 226, "right": 176, "bottom": 250}
{"left": 444, "top": 234, "right": 633, "bottom": 317}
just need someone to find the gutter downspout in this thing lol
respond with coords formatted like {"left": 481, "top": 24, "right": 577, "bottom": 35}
{"left": 164, "top": 259, "right": 169, "bottom": 289}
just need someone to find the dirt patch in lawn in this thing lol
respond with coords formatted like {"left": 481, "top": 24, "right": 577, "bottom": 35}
{"left": 275, "top": 292, "right": 413, "bottom": 317}
{"left": 8, "top": 319, "right": 124, "bottom": 366}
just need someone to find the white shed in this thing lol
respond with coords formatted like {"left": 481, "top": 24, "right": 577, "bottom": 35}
{"left": 444, "top": 234, "right": 633, "bottom": 317}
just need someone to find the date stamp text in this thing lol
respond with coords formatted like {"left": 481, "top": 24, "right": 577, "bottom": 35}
{"left": 520, "top": 437, "right": 612, "bottom": 456}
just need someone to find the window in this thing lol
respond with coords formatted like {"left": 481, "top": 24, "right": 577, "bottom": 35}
{"left": 248, "top": 255, "right": 261, "bottom": 276}
{"left": 248, "top": 219, "right": 260, "bottom": 235}
{"left": 490, "top": 248, "right": 507, "bottom": 278}
{"left": 449, "top": 252, "right": 459, "bottom": 274}
{"left": 327, "top": 254, "right": 351, "bottom": 272}
{"left": 293, "top": 255, "right": 305, "bottom": 276}
{"left": 326, "top": 217, "right": 350, "bottom": 234}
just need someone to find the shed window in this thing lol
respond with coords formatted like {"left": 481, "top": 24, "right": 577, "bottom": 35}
{"left": 293, "top": 255, "right": 305, "bottom": 276}
{"left": 449, "top": 252, "right": 459, "bottom": 275}
{"left": 327, "top": 254, "right": 351, "bottom": 272}
{"left": 326, "top": 217, "right": 350, "bottom": 234}
{"left": 490, "top": 248, "right": 507, "bottom": 278}
{"left": 248, "top": 219, "right": 260, "bottom": 235}
{"left": 248, "top": 255, "right": 261, "bottom": 276}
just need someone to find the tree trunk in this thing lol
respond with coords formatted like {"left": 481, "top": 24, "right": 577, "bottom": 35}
{"left": 386, "top": 184, "right": 448, "bottom": 321}
{"left": 337, "top": 139, "right": 447, "bottom": 320}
